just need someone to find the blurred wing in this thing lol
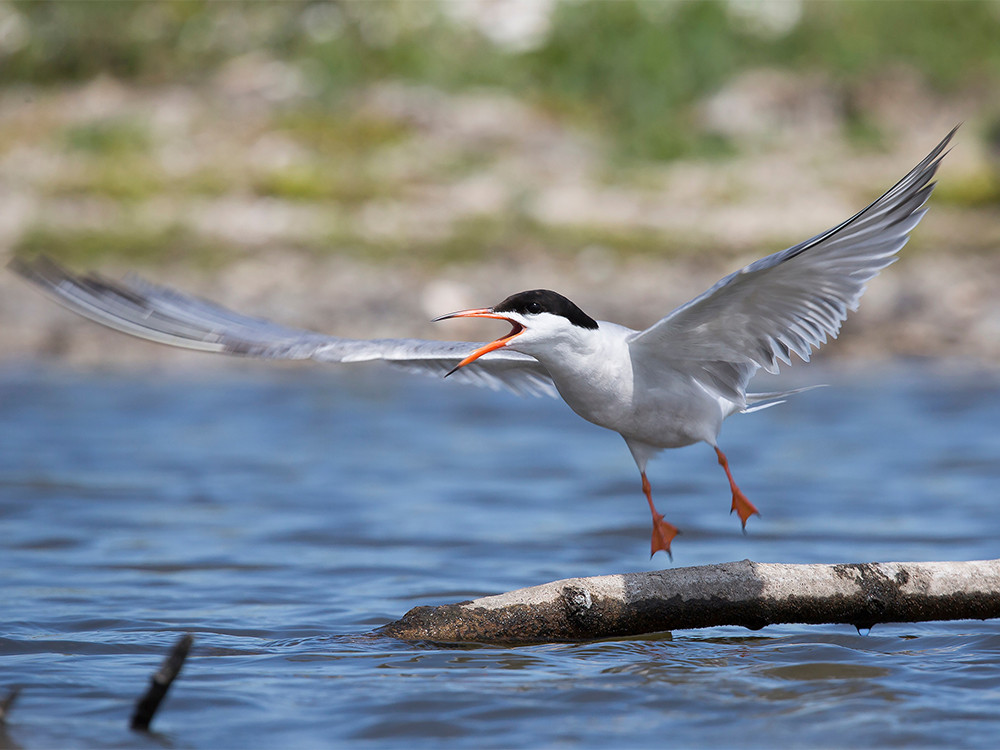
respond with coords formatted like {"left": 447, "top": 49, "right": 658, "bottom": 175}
{"left": 630, "top": 127, "right": 955, "bottom": 402}
{"left": 10, "top": 257, "right": 556, "bottom": 398}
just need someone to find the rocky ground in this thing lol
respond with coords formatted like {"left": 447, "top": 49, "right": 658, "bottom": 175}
{"left": 1, "top": 71, "right": 999, "bottom": 372}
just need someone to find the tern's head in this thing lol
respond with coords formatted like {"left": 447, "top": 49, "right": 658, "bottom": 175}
{"left": 434, "top": 289, "right": 598, "bottom": 375}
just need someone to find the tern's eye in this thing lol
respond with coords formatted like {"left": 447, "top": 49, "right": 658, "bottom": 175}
{"left": 527, "top": 301, "right": 542, "bottom": 314}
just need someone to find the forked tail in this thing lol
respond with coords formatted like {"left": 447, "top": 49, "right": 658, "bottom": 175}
{"left": 743, "top": 385, "right": 825, "bottom": 413}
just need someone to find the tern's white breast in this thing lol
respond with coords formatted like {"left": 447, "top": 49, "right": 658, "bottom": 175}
{"left": 539, "top": 321, "right": 729, "bottom": 449}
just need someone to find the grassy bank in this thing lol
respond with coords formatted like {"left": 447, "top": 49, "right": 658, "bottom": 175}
{"left": 3, "top": 1, "right": 999, "bottom": 160}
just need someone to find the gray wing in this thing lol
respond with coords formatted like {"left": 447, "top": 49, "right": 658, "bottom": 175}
{"left": 10, "top": 256, "right": 557, "bottom": 398}
{"left": 630, "top": 127, "right": 955, "bottom": 402}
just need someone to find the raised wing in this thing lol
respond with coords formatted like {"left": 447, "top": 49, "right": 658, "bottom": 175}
{"left": 630, "top": 127, "right": 956, "bottom": 402}
{"left": 11, "top": 256, "right": 556, "bottom": 397}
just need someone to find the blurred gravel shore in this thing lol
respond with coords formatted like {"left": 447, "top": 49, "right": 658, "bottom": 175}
{"left": 6, "top": 247, "right": 1000, "bottom": 373}
{"left": 2, "top": 75, "right": 999, "bottom": 370}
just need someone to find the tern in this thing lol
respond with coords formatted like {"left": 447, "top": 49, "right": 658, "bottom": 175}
{"left": 11, "top": 128, "right": 954, "bottom": 558}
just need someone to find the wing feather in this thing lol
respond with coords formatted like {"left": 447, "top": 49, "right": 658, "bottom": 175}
{"left": 10, "top": 256, "right": 556, "bottom": 398}
{"left": 630, "top": 127, "right": 955, "bottom": 402}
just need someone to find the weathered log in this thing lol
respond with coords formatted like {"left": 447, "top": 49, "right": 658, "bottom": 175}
{"left": 379, "top": 559, "right": 1000, "bottom": 644}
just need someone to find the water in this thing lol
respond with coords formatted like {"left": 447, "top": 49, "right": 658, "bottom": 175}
{"left": 2, "top": 363, "right": 1000, "bottom": 749}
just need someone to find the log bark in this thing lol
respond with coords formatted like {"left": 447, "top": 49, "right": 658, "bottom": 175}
{"left": 378, "top": 559, "right": 1000, "bottom": 644}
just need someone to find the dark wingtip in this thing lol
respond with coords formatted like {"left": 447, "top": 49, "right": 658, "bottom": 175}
{"left": 8, "top": 254, "right": 69, "bottom": 289}
{"left": 7, "top": 253, "right": 45, "bottom": 279}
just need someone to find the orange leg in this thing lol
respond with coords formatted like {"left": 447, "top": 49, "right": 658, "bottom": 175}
{"left": 715, "top": 446, "right": 760, "bottom": 530}
{"left": 641, "top": 471, "right": 679, "bottom": 559}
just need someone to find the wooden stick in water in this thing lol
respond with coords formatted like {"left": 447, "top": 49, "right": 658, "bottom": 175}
{"left": 379, "top": 559, "right": 1000, "bottom": 644}
{"left": 130, "top": 633, "right": 194, "bottom": 732}
{"left": 0, "top": 687, "right": 19, "bottom": 724}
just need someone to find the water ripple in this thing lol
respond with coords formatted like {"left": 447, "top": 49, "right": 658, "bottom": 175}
{"left": 2, "top": 365, "right": 1000, "bottom": 748}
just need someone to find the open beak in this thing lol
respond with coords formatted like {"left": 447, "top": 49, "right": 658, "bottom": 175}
{"left": 432, "top": 307, "right": 525, "bottom": 377}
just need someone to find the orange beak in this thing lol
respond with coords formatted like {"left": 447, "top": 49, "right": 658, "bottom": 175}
{"left": 432, "top": 307, "right": 525, "bottom": 377}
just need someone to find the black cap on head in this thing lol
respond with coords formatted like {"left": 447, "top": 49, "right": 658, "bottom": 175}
{"left": 493, "top": 290, "right": 598, "bottom": 330}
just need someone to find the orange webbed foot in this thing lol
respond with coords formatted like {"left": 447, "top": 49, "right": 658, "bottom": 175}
{"left": 730, "top": 487, "right": 760, "bottom": 530}
{"left": 715, "top": 446, "right": 760, "bottom": 531}
{"left": 640, "top": 470, "right": 680, "bottom": 558}
{"left": 650, "top": 512, "right": 679, "bottom": 560}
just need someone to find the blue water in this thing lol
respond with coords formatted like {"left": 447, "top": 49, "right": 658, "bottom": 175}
{"left": 2, "top": 363, "right": 1000, "bottom": 748}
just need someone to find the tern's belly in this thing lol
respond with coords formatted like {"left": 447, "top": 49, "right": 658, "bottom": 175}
{"left": 554, "top": 373, "right": 727, "bottom": 450}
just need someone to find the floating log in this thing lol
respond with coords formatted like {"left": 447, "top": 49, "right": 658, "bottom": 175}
{"left": 379, "top": 559, "right": 1000, "bottom": 644}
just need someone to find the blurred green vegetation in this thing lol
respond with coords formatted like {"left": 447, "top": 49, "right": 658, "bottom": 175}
{"left": 3, "top": 0, "right": 999, "bottom": 160}
{"left": 4, "top": 0, "right": 997, "bottom": 269}
{"left": 15, "top": 223, "right": 243, "bottom": 269}
{"left": 14, "top": 209, "right": 710, "bottom": 271}
{"left": 61, "top": 115, "right": 152, "bottom": 155}
{"left": 323, "top": 213, "right": 704, "bottom": 267}
{"left": 47, "top": 157, "right": 167, "bottom": 202}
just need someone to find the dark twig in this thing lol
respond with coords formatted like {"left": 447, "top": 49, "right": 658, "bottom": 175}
{"left": 0, "top": 687, "right": 19, "bottom": 724}
{"left": 130, "top": 633, "right": 193, "bottom": 732}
